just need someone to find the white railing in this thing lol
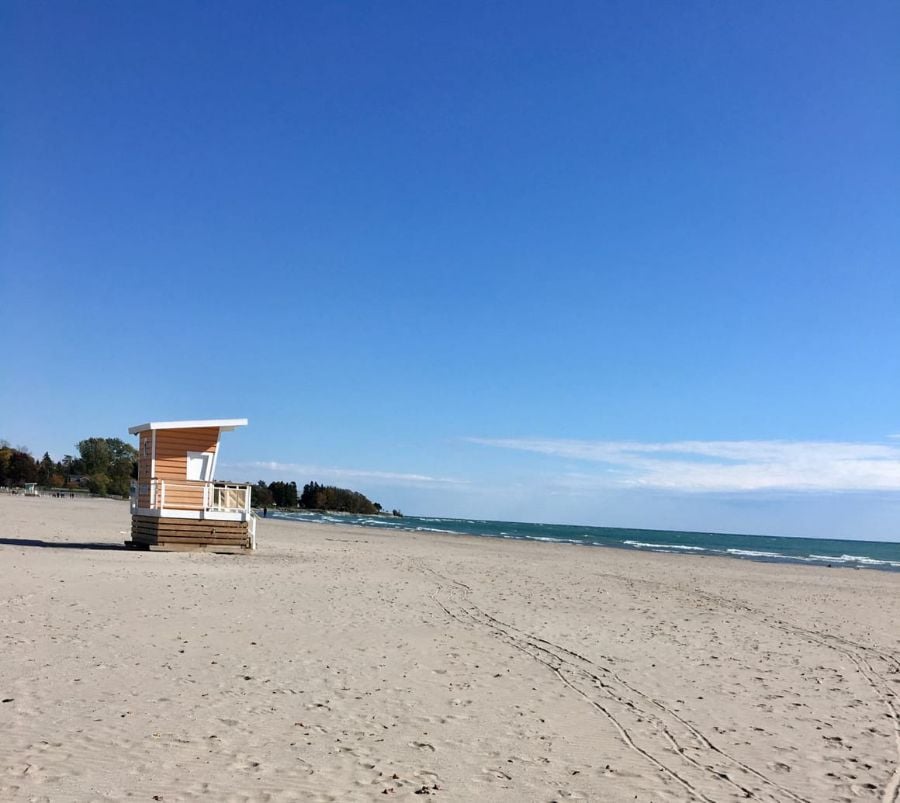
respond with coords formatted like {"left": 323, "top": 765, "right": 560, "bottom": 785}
{"left": 209, "top": 483, "right": 250, "bottom": 513}
{"left": 130, "top": 479, "right": 251, "bottom": 514}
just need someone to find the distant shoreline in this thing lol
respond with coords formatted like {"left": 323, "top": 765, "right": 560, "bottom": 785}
{"left": 255, "top": 507, "right": 402, "bottom": 518}
{"left": 266, "top": 508, "right": 900, "bottom": 573}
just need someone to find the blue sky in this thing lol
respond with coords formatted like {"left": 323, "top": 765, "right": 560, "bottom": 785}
{"left": 2, "top": 2, "right": 899, "bottom": 539}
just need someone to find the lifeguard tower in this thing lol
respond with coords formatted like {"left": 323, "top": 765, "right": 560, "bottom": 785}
{"left": 126, "top": 419, "right": 256, "bottom": 552}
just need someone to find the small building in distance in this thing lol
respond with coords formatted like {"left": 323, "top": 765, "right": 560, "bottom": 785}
{"left": 126, "top": 418, "right": 256, "bottom": 552}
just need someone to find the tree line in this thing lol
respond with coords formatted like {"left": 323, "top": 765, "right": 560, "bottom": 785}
{"left": 3, "top": 437, "right": 399, "bottom": 515}
{"left": 0, "top": 437, "right": 138, "bottom": 497}
{"left": 251, "top": 480, "right": 388, "bottom": 515}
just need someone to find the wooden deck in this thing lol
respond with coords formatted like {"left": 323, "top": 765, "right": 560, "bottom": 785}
{"left": 127, "top": 515, "right": 251, "bottom": 552}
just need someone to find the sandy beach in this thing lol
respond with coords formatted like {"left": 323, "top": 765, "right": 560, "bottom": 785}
{"left": 1, "top": 496, "right": 899, "bottom": 802}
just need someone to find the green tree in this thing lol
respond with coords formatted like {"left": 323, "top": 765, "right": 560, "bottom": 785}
{"left": 298, "top": 481, "right": 379, "bottom": 514}
{"left": 269, "top": 480, "right": 298, "bottom": 508}
{"left": 87, "top": 474, "right": 109, "bottom": 495}
{"left": 7, "top": 449, "right": 38, "bottom": 484}
{"left": 77, "top": 438, "right": 111, "bottom": 475}
{"left": 37, "top": 452, "right": 55, "bottom": 486}
{"left": 77, "top": 437, "right": 137, "bottom": 497}
{"left": 251, "top": 480, "right": 274, "bottom": 508}
{"left": 299, "top": 481, "right": 324, "bottom": 509}
{"left": 60, "top": 455, "right": 83, "bottom": 485}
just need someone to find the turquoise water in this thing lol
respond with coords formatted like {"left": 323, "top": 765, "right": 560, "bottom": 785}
{"left": 268, "top": 510, "right": 900, "bottom": 572}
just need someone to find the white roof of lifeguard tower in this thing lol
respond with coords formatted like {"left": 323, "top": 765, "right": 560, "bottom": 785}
{"left": 127, "top": 419, "right": 248, "bottom": 435}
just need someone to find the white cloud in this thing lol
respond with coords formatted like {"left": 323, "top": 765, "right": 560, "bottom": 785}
{"left": 465, "top": 437, "right": 900, "bottom": 493}
{"left": 220, "top": 460, "right": 469, "bottom": 488}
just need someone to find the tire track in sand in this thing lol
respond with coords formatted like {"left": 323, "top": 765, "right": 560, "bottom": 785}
{"left": 684, "top": 587, "right": 900, "bottom": 803}
{"left": 416, "top": 561, "right": 811, "bottom": 803}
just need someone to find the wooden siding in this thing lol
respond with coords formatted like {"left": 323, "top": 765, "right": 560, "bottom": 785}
{"left": 147, "top": 426, "right": 220, "bottom": 510}
{"left": 128, "top": 515, "right": 250, "bottom": 551}
{"left": 154, "top": 427, "right": 219, "bottom": 480}
{"left": 158, "top": 487, "right": 205, "bottom": 510}
{"left": 137, "top": 432, "right": 153, "bottom": 507}
{"left": 138, "top": 432, "right": 152, "bottom": 480}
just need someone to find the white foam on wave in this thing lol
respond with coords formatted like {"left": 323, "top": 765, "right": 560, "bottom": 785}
{"left": 528, "top": 536, "right": 584, "bottom": 544}
{"left": 726, "top": 549, "right": 784, "bottom": 558}
{"left": 809, "top": 553, "right": 855, "bottom": 563}
{"left": 810, "top": 554, "right": 900, "bottom": 567}
{"left": 451, "top": 534, "right": 583, "bottom": 548}
{"left": 415, "top": 526, "right": 456, "bottom": 534}
{"left": 624, "top": 540, "right": 707, "bottom": 551}
{"left": 358, "top": 518, "right": 405, "bottom": 527}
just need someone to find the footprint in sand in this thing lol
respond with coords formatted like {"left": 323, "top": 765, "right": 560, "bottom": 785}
{"left": 481, "top": 767, "right": 512, "bottom": 781}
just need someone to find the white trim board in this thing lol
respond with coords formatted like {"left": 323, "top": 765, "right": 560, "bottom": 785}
{"left": 132, "top": 508, "right": 249, "bottom": 522}
{"left": 128, "top": 418, "right": 248, "bottom": 434}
